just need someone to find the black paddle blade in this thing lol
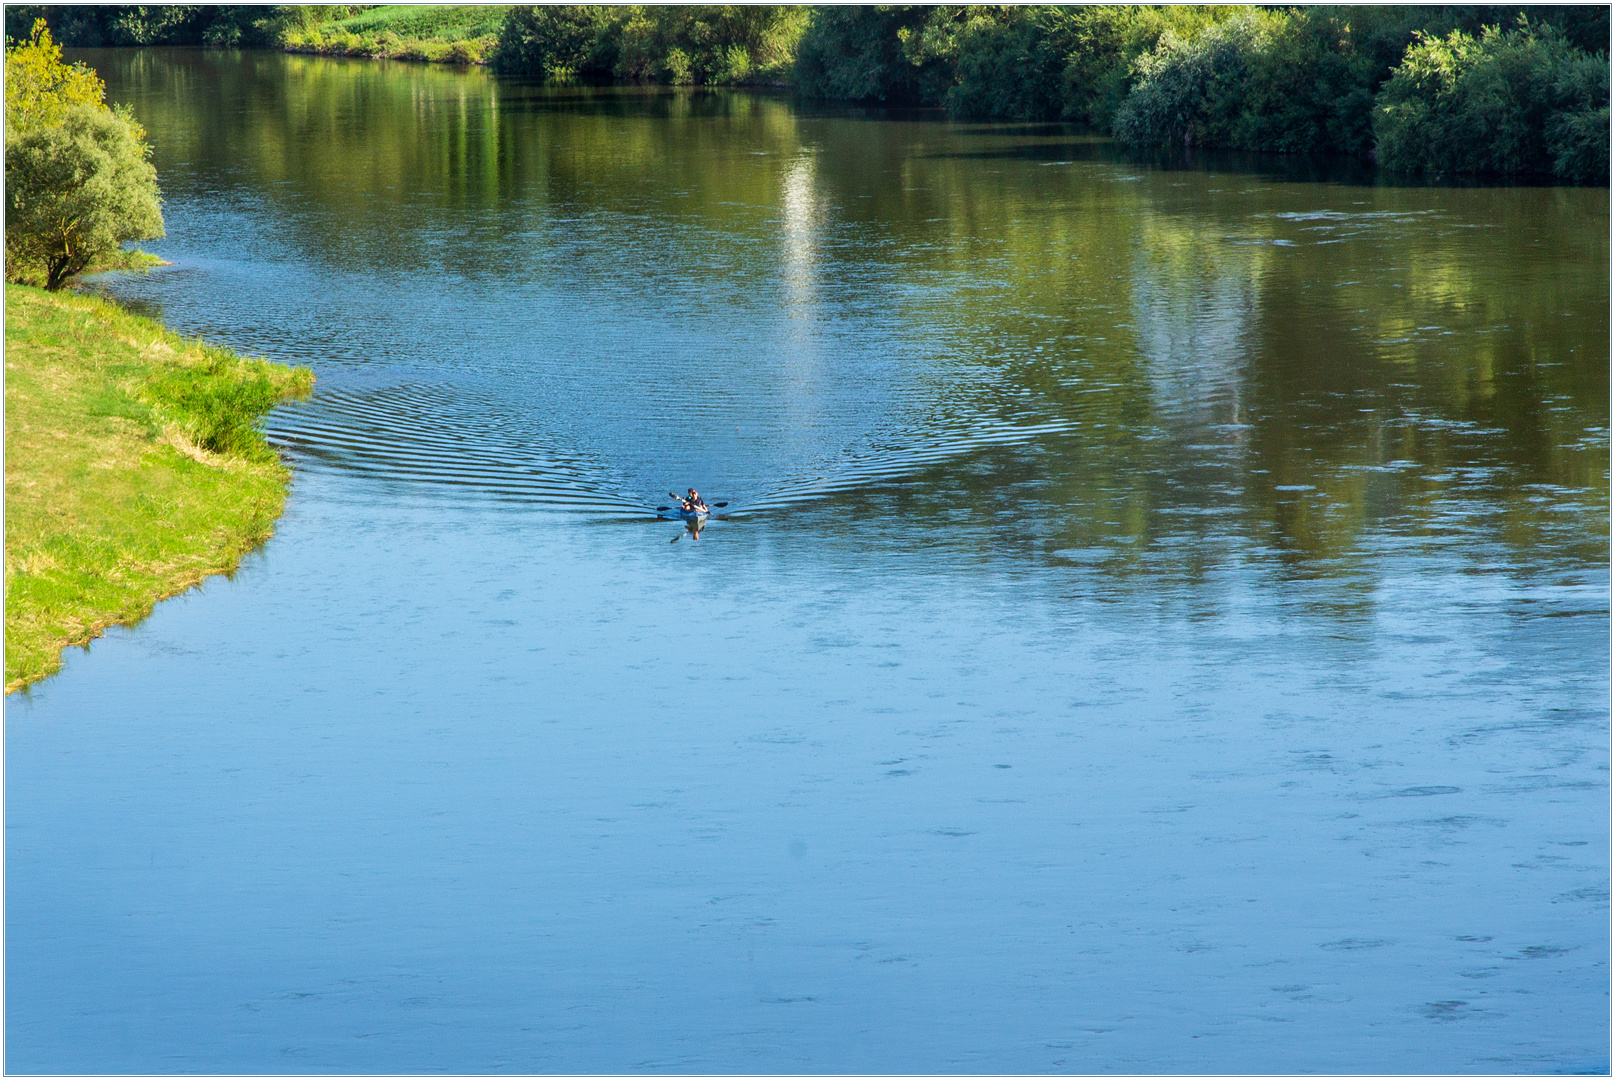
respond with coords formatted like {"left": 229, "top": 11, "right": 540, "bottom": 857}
{"left": 656, "top": 506, "right": 670, "bottom": 512}
{"left": 713, "top": 501, "right": 728, "bottom": 507}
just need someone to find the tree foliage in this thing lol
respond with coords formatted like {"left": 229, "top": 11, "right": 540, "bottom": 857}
{"left": 494, "top": 5, "right": 613, "bottom": 80}
{"left": 1112, "top": 10, "right": 1381, "bottom": 155}
{"left": 1107, "top": 6, "right": 1608, "bottom": 174}
{"left": 944, "top": 6, "right": 1237, "bottom": 124}
{"left": 944, "top": 7, "right": 1069, "bottom": 119}
{"left": 793, "top": 6, "right": 971, "bottom": 104}
{"left": 12, "top": 5, "right": 371, "bottom": 48}
{"left": 493, "top": 5, "right": 807, "bottom": 85}
{"left": 4, "top": 21, "right": 164, "bottom": 289}
{"left": 1111, "top": 13, "right": 1273, "bottom": 148}
{"left": 4, "top": 17, "right": 104, "bottom": 133}
{"left": 1375, "top": 19, "right": 1610, "bottom": 179}
{"left": 790, "top": 2, "right": 1607, "bottom": 176}
{"left": 9, "top": 3, "right": 1606, "bottom": 182}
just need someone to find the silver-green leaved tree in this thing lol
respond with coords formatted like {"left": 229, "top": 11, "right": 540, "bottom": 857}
{"left": 4, "top": 21, "right": 164, "bottom": 290}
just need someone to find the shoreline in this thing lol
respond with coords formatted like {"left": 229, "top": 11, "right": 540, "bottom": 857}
{"left": 4, "top": 284, "right": 314, "bottom": 693}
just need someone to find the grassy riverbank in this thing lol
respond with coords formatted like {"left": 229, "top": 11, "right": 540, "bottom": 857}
{"left": 4, "top": 285, "right": 313, "bottom": 693}
{"left": 280, "top": 5, "right": 512, "bottom": 65}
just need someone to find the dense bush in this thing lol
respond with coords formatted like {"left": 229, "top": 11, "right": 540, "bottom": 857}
{"left": 944, "top": 7, "right": 1070, "bottom": 120}
{"left": 944, "top": 6, "right": 1236, "bottom": 125}
{"left": 1375, "top": 20, "right": 1610, "bottom": 179}
{"left": 1109, "top": 6, "right": 1608, "bottom": 170}
{"left": 1230, "top": 11, "right": 1379, "bottom": 155}
{"left": 4, "top": 21, "right": 165, "bottom": 289}
{"left": 1111, "top": 12, "right": 1388, "bottom": 153}
{"left": 10, "top": 6, "right": 373, "bottom": 48}
{"left": 493, "top": 5, "right": 807, "bottom": 86}
{"left": 1113, "top": 10, "right": 1383, "bottom": 154}
{"left": 1112, "top": 13, "right": 1272, "bottom": 149}
{"left": 1056, "top": 6, "right": 1237, "bottom": 129}
{"left": 1544, "top": 50, "right": 1611, "bottom": 180}
{"left": 793, "top": 5, "right": 966, "bottom": 104}
{"left": 493, "top": 5, "right": 608, "bottom": 79}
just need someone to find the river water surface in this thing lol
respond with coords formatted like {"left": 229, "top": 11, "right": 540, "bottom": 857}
{"left": 8, "top": 50, "right": 1609, "bottom": 1073}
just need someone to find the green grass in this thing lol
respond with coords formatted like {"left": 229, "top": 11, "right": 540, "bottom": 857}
{"left": 281, "top": 5, "right": 512, "bottom": 65}
{"left": 328, "top": 5, "right": 511, "bottom": 41}
{"left": 4, "top": 285, "right": 314, "bottom": 692}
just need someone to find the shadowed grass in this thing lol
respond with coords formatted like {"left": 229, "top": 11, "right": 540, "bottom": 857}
{"left": 7, "top": 246, "right": 167, "bottom": 289}
{"left": 5, "top": 285, "right": 314, "bottom": 693}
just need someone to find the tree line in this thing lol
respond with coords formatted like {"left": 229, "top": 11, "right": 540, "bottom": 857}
{"left": 10, "top": 4, "right": 1610, "bottom": 181}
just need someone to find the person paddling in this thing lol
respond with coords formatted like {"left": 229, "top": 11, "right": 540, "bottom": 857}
{"left": 681, "top": 488, "right": 708, "bottom": 514}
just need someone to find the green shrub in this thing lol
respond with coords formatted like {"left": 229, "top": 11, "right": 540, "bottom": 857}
{"left": 4, "top": 19, "right": 104, "bottom": 134}
{"left": 1229, "top": 10, "right": 1378, "bottom": 155}
{"left": 793, "top": 5, "right": 962, "bottom": 104}
{"left": 1545, "top": 50, "right": 1610, "bottom": 181}
{"left": 634, "top": 7, "right": 807, "bottom": 84}
{"left": 329, "top": 5, "right": 509, "bottom": 41}
{"left": 1113, "top": 13, "right": 1277, "bottom": 148}
{"left": 494, "top": 5, "right": 806, "bottom": 86}
{"left": 1112, "top": 9, "right": 1399, "bottom": 156}
{"left": 5, "top": 104, "right": 165, "bottom": 290}
{"left": 944, "top": 6, "right": 1238, "bottom": 127}
{"left": 493, "top": 5, "right": 612, "bottom": 80}
{"left": 4, "top": 21, "right": 165, "bottom": 289}
{"left": 1058, "top": 6, "right": 1234, "bottom": 130}
{"left": 1374, "top": 19, "right": 1610, "bottom": 178}
{"left": 946, "top": 7, "right": 1066, "bottom": 121}
{"left": 445, "top": 38, "right": 491, "bottom": 65}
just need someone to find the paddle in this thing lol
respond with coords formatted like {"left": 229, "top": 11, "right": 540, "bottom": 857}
{"left": 666, "top": 493, "right": 727, "bottom": 509}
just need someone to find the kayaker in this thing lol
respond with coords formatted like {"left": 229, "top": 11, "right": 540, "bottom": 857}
{"left": 681, "top": 488, "right": 708, "bottom": 513}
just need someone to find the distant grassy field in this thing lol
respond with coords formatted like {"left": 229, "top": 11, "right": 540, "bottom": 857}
{"left": 5, "top": 286, "right": 314, "bottom": 692}
{"left": 281, "top": 5, "right": 513, "bottom": 64}
{"left": 329, "top": 5, "right": 512, "bottom": 40}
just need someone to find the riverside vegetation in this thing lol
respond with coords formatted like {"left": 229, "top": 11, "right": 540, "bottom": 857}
{"left": 4, "top": 288, "right": 314, "bottom": 692}
{"left": 4, "top": 26, "right": 314, "bottom": 691}
{"left": 14, "top": 4, "right": 1608, "bottom": 180}
{"left": 6, "top": 5, "right": 513, "bottom": 65}
{"left": 0, "top": 6, "right": 1600, "bottom": 692}
{"left": 4, "top": 20, "right": 164, "bottom": 287}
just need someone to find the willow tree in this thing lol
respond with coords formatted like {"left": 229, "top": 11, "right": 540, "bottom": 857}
{"left": 4, "top": 20, "right": 164, "bottom": 289}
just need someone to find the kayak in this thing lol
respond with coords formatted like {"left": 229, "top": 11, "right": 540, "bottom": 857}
{"left": 678, "top": 506, "right": 709, "bottom": 523}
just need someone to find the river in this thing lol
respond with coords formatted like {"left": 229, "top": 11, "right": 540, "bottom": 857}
{"left": 7, "top": 49, "right": 1609, "bottom": 1073}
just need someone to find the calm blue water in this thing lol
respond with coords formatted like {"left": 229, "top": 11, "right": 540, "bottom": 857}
{"left": 8, "top": 50, "right": 1609, "bottom": 1073}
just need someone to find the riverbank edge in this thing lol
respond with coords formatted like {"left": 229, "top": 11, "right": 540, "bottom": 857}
{"left": 275, "top": 6, "right": 510, "bottom": 67}
{"left": 4, "top": 284, "right": 314, "bottom": 694}
{"left": 277, "top": 39, "right": 795, "bottom": 86}
{"left": 280, "top": 34, "right": 496, "bottom": 66}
